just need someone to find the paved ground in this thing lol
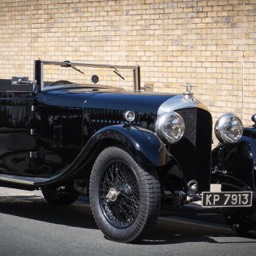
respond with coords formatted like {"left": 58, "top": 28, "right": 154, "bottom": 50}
{"left": 0, "top": 187, "right": 42, "bottom": 196}
{"left": 3, "top": 191, "right": 255, "bottom": 256}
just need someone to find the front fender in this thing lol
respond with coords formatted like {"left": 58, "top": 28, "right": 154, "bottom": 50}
{"left": 87, "top": 124, "right": 169, "bottom": 167}
{"left": 36, "top": 125, "right": 169, "bottom": 187}
{"left": 212, "top": 135, "right": 256, "bottom": 168}
{"left": 212, "top": 135, "right": 256, "bottom": 190}
{"left": 242, "top": 128, "right": 256, "bottom": 162}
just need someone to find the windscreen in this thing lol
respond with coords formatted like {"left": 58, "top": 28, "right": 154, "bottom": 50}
{"left": 40, "top": 61, "right": 138, "bottom": 92}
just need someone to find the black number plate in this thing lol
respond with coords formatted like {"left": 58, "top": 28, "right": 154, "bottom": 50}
{"left": 202, "top": 192, "right": 253, "bottom": 208}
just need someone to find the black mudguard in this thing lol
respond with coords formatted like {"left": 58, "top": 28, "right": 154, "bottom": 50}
{"left": 212, "top": 134, "right": 256, "bottom": 191}
{"left": 35, "top": 124, "right": 172, "bottom": 187}
{"left": 85, "top": 124, "right": 169, "bottom": 167}
{"left": 213, "top": 130, "right": 256, "bottom": 238}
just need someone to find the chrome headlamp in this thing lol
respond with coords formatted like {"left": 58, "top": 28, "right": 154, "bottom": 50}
{"left": 215, "top": 113, "right": 243, "bottom": 144}
{"left": 155, "top": 111, "right": 185, "bottom": 144}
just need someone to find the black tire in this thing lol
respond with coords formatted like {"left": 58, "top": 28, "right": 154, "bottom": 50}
{"left": 224, "top": 208, "right": 256, "bottom": 238}
{"left": 89, "top": 146, "right": 161, "bottom": 243}
{"left": 42, "top": 186, "right": 79, "bottom": 205}
{"left": 221, "top": 183, "right": 256, "bottom": 238}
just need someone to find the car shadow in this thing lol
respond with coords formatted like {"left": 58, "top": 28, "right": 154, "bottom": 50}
{"left": 1, "top": 194, "right": 255, "bottom": 245}
{"left": 0, "top": 195, "right": 97, "bottom": 229}
{"left": 141, "top": 218, "right": 235, "bottom": 245}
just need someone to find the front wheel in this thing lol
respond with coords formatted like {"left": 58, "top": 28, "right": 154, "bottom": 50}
{"left": 89, "top": 146, "right": 161, "bottom": 243}
{"left": 224, "top": 208, "right": 256, "bottom": 238}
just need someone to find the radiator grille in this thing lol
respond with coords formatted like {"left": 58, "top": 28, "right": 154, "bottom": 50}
{"left": 172, "top": 108, "right": 212, "bottom": 191}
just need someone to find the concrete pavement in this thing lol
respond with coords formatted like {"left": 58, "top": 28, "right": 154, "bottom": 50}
{"left": 0, "top": 187, "right": 42, "bottom": 197}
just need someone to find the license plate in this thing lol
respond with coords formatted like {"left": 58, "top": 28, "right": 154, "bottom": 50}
{"left": 201, "top": 191, "right": 253, "bottom": 208}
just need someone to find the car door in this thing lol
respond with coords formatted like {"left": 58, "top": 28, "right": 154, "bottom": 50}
{"left": 0, "top": 85, "right": 36, "bottom": 176}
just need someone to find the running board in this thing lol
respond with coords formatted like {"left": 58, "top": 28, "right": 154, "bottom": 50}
{"left": 0, "top": 174, "right": 49, "bottom": 187}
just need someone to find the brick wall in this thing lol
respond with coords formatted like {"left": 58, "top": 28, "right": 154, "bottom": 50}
{"left": 0, "top": 0, "right": 255, "bottom": 128}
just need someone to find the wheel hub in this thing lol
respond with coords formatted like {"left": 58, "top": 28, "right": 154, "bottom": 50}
{"left": 106, "top": 188, "right": 120, "bottom": 202}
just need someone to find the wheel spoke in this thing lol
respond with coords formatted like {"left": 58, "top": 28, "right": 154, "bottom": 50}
{"left": 119, "top": 197, "right": 139, "bottom": 218}
{"left": 121, "top": 192, "right": 140, "bottom": 207}
{"left": 100, "top": 161, "right": 140, "bottom": 228}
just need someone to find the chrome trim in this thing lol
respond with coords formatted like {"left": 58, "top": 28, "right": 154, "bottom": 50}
{"left": 40, "top": 60, "right": 139, "bottom": 70}
{"left": 0, "top": 174, "right": 48, "bottom": 185}
{"left": 157, "top": 94, "right": 208, "bottom": 117}
{"left": 215, "top": 113, "right": 243, "bottom": 144}
{"left": 35, "top": 60, "right": 141, "bottom": 92}
{"left": 30, "top": 128, "right": 36, "bottom": 135}
{"left": 123, "top": 110, "right": 136, "bottom": 122}
{"left": 155, "top": 111, "right": 185, "bottom": 144}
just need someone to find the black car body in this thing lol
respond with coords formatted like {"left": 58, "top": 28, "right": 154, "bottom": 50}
{"left": 0, "top": 60, "right": 255, "bottom": 242}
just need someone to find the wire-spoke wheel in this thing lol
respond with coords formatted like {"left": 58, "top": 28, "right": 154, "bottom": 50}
{"left": 101, "top": 161, "right": 140, "bottom": 228}
{"left": 224, "top": 208, "right": 256, "bottom": 238}
{"left": 89, "top": 146, "right": 161, "bottom": 243}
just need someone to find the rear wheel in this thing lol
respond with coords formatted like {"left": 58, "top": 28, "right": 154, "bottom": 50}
{"left": 42, "top": 186, "right": 79, "bottom": 205}
{"left": 89, "top": 146, "right": 161, "bottom": 243}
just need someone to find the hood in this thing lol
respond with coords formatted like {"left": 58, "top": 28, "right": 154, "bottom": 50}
{"left": 35, "top": 87, "right": 99, "bottom": 108}
{"left": 36, "top": 86, "right": 207, "bottom": 134}
{"left": 36, "top": 86, "right": 177, "bottom": 113}
{"left": 84, "top": 92, "right": 175, "bottom": 114}
{"left": 83, "top": 92, "right": 206, "bottom": 134}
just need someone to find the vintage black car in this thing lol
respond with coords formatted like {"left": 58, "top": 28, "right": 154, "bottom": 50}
{"left": 0, "top": 60, "right": 255, "bottom": 242}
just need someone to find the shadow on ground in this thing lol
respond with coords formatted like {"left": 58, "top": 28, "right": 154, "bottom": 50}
{"left": 1, "top": 194, "right": 255, "bottom": 245}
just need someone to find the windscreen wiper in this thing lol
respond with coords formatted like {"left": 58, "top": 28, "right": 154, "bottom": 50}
{"left": 112, "top": 67, "right": 125, "bottom": 80}
{"left": 61, "top": 60, "right": 84, "bottom": 74}
{"left": 61, "top": 61, "right": 125, "bottom": 80}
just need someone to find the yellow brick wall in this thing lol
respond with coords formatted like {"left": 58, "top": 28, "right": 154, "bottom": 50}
{"left": 0, "top": 0, "right": 255, "bottom": 129}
